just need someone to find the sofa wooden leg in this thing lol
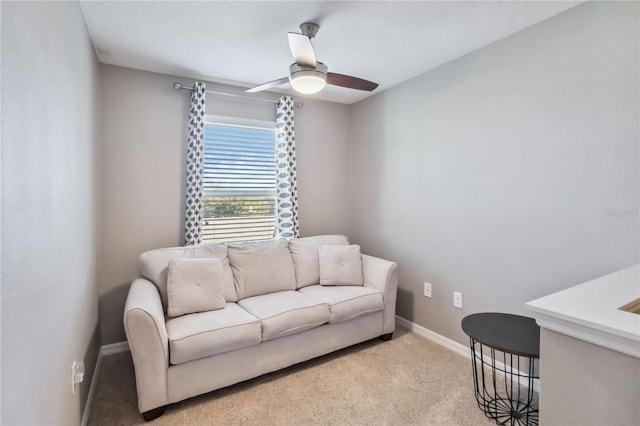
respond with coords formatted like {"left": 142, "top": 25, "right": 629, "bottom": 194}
{"left": 142, "top": 406, "right": 165, "bottom": 422}
{"left": 380, "top": 333, "right": 393, "bottom": 341}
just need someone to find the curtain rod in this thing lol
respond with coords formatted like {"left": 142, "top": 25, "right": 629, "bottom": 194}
{"left": 173, "top": 83, "right": 303, "bottom": 108}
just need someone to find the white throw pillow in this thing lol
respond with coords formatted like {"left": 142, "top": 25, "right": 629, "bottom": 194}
{"left": 319, "top": 244, "right": 364, "bottom": 286}
{"left": 167, "top": 258, "right": 226, "bottom": 318}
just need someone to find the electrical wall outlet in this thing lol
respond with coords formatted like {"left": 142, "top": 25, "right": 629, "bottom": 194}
{"left": 71, "top": 361, "right": 85, "bottom": 394}
{"left": 423, "top": 282, "right": 432, "bottom": 298}
{"left": 453, "top": 291, "right": 463, "bottom": 309}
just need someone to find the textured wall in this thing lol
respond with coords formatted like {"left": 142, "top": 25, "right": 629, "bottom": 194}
{"left": 347, "top": 1, "right": 639, "bottom": 346}
{"left": 99, "top": 65, "right": 350, "bottom": 343}
{"left": 99, "top": 66, "right": 186, "bottom": 344}
{"left": 1, "top": 2, "right": 101, "bottom": 424}
{"left": 294, "top": 98, "right": 351, "bottom": 237}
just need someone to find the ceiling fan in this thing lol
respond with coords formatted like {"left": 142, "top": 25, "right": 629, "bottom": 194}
{"left": 246, "top": 22, "right": 379, "bottom": 95}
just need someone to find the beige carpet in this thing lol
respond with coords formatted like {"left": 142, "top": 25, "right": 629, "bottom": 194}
{"left": 88, "top": 328, "right": 498, "bottom": 425}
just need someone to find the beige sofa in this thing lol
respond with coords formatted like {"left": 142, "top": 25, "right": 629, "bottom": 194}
{"left": 124, "top": 235, "right": 399, "bottom": 420}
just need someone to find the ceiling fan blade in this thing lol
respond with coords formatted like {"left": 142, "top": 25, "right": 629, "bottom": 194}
{"left": 288, "top": 32, "right": 316, "bottom": 68}
{"left": 245, "top": 77, "right": 290, "bottom": 93}
{"left": 327, "top": 73, "right": 379, "bottom": 92}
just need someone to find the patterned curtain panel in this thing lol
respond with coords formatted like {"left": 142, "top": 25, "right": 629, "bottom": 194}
{"left": 184, "top": 81, "right": 206, "bottom": 245}
{"left": 274, "top": 96, "right": 299, "bottom": 239}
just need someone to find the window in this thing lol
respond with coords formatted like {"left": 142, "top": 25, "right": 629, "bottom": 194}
{"left": 202, "top": 117, "right": 277, "bottom": 243}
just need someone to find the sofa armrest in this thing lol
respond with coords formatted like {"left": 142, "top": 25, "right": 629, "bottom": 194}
{"left": 362, "top": 254, "right": 399, "bottom": 334}
{"left": 124, "top": 278, "right": 169, "bottom": 413}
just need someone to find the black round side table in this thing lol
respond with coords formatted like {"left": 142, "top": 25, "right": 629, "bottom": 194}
{"left": 461, "top": 313, "right": 540, "bottom": 426}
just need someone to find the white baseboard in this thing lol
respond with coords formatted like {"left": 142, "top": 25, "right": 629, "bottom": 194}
{"left": 395, "top": 315, "right": 540, "bottom": 393}
{"left": 81, "top": 341, "right": 130, "bottom": 426}
{"left": 100, "top": 340, "right": 130, "bottom": 356}
{"left": 396, "top": 315, "right": 470, "bottom": 358}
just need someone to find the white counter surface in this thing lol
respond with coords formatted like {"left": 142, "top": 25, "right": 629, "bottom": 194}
{"left": 525, "top": 264, "right": 640, "bottom": 358}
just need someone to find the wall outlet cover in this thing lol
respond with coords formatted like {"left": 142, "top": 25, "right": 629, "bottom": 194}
{"left": 71, "top": 361, "right": 85, "bottom": 394}
{"left": 423, "top": 282, "right": 432, "bottom": 298}
{"left": 453, "top": 291, "right": 463, "bottom": 309}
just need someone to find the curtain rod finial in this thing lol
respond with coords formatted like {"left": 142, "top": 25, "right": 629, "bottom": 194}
{"left": 173, "top": 82, "right": 183, "bottom": 90}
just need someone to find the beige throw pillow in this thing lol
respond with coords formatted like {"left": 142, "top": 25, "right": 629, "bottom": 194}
{"left": 167, "top": 258, "right": 226, "bottom": 318}
{"left": 319, "top": 244, "right": 364, "bottom": 286}
{"left": 139, "top": 242, "right": 238, "bottom": 311}
{"left": 289, "top": 235, "right": 350, "bottom": 288}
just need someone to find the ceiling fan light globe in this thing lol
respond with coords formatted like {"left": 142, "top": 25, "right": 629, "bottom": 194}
{"left": 290, "top": 71, "right": 327, "bottom": 94}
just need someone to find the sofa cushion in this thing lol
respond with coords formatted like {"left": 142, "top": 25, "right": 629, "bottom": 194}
{"left": 238, "top": 291, "right": 330, "bottom": 341}
{"left": 167, "top": 258, "right": 226, "bottom": 318}
{"left": 289, "top": 235, "right": 349, "bottom": 288}
{"left": 319, "top": 244, "right": 364, "bottom": 286}
{"left": 139, "top": 243, "right": 237, "bottom": 310}
{"left": 299, "top": 285, "right": 384, "bottom": 324}
{"left": 228, "top": 239, "right": 296, "bottom": 299}
{"left": 166, "top": 303, "right": 261, "bottom": 365}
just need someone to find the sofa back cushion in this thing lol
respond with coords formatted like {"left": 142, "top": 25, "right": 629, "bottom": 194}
{"left": 288, "top": 235, "right": 349, "bottom": 288}
{"left": 139, "top": 243, "right": 237, "bottom": 311}
{"left": 228, "top": 239, "right": 296, "bottom": 299}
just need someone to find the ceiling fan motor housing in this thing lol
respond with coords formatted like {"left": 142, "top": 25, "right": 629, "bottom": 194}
{"left": 289, "top": 62, "right": 327, "bottom": 77}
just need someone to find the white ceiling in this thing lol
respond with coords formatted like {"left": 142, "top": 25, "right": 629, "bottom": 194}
{"left": 80, "top": 1, "right": 583, "bottom": 104}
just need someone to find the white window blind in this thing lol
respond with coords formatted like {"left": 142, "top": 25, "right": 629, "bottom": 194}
{"left": 202, "top": 122, "right": 276, "bottom": 243}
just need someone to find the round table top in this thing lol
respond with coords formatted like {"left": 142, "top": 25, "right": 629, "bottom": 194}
{"left": 461, "top": 312, "right": 540, "bottom": 358}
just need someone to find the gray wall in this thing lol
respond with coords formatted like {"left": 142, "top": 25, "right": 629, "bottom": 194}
{"left": 99, "top": 65, "right": 350, "bottom": 343}
{"left": 347, "top": 1, "right": 639, "bottom": 346}
{"left": 1, "top": 2, "right": 101, "bottom": 424}
{"left": 539, "top": 328, "right": 640, "bottom": 425}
